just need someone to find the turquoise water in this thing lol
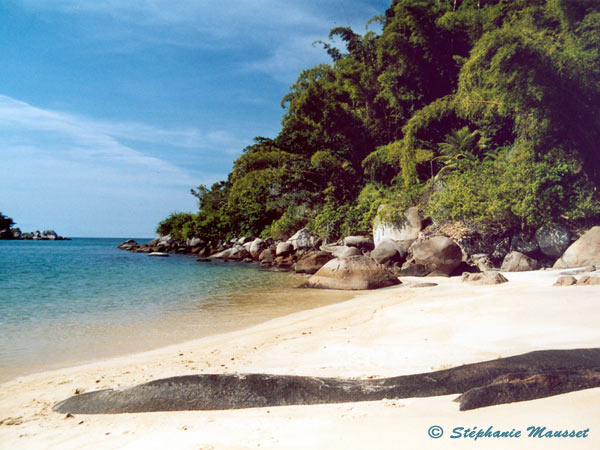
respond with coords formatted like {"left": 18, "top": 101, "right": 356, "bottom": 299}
{"left": 0, "top": 238, "right": 351, "bottom": 382}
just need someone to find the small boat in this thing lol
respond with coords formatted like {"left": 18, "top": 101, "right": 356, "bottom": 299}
{"left": 148, "top": 252, "right": 169, "bottom": 257}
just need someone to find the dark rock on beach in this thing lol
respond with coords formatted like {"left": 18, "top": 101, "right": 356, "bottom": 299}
{"left": 53, "top": 348, "right": 600, "bottom": 414}
{"left": 410, "top": 236, "right": 462, "bottom": 275}
{"left": 295, "top": 251, "right": 333, "bottom": 275}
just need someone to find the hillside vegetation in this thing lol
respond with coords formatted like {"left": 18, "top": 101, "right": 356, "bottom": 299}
{"left": 158, "top": 0, "right": 600, "bottom": 244}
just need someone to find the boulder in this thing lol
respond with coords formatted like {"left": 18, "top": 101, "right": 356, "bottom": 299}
{"left": 554, "top": 276, "right": 577, "bottom": 286}
{"left": 249, "top": 238, "right": 266, "bottom": 259}
{"left": 237, "top": 237, "right": 254, "bottom": 245}
{"left": 187, "top": 237, "right": 204, "bottom": 248}
{"left": 373, "top": 206, "right": 422, "bottom": 247}
{"left": 118, "top": 239, "right": 139, "bottom": 250}
{"left": 276, "top": 241, "right": 294, "bottom": 257}
{"left": 471, "top": 254, "right": 494, "bottom": 272}
{"left": 510, "top": 232, "right": 539, "bottom": 256}
{"left": 535, "top": 224, "right": 571, "bottom": 258}
{"left": 500, "top": 251, "right": 540, "bottom": 272}
{"left": 553, "top": 227, "right": 600, "bottom": 269}
{"left": 343, "top": 236, "right": 374, "bottom": 251}
{"left": 295, "top": 251, "right": 333, "bottom": 275}
{"left": 288, "top": 229, "right": 317, "bottom": 251}
{"left": 576, "top": 275, "right": 600, "bottom": 286}
{"left": 336, "top": 246, "right": 362, "bottom": 258}
{"left": 462, "top": 272, "right": 509, "bottom": 285}
{"left": 258, "top": 248, "right": 274, "bottom": 263}
{"left": 491, "top": 237, "right": 511, "bottom": 263}
{"left": 211, "top": 245, "right": 250, "bottom": 260}
{"left": 410, "top": 236, "right": 463, "bottom": 275}
{"left": 305, "top": 255, "right": 400, "bottom": 290}
{"left": 393, "top": 261, "right": 430, "bottom": 277}
{"left": 370, "top": 239, "right": 410, "bottom": 266}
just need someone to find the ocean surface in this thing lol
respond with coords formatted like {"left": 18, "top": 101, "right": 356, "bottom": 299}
{"left": 0, "top": 238, "right": 353, "bottom": 382}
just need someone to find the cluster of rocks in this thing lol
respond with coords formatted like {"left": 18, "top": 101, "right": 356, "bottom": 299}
{"left": 118, "top": 214, "right": 600, "bottom": 290}
{"left": 4, "top": 228, "right": 69, "bottom": 240}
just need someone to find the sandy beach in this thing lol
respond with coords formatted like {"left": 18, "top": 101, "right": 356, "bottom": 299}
{"left": 1, "top": 268, "right": 599, "bottom": 449}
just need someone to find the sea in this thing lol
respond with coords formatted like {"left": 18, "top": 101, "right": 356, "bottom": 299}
{"left": 0, "top": 238, "right": 353, "bottom": 383}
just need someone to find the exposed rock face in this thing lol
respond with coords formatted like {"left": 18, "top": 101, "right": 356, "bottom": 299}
{"left": 343, "top": 236, "right": 374, "bottom": 251}
{"left": 410, "top": 236, "right": 463, "bottom": 275}
{"left": 276, "top": 241, "right": 294, "bottom": 257}
{"left": 462, "top": 272, "right": 508, "bottom": 285}
{"left": 249, "top": 238, "right": 266, "bottom": 259}
{"left": 305, "top": 255, "right": 400, "bottom": 290}
{"left": 470, "top": 254, "right": 494, "bottom": 272}
{"left": 500, "top": 251, "right": 540, "bottom": 272}
{"left": 553, "top": 276, "right": 577, "bottom": 286}
{"left": 295, "top": 251, "right": 333, "bottom": 275}
{"left": 53, "top": 348, "right": 600, "bottom": 414}
{"left": 373, "top": 206, "right": 422, "bottom": 247}
{"left": 288, "top": 229, "right": 317, "bottom": 251}
{"left": 553, "top": 226, "right": 600, "bottom": 269}
{"left": 237, "top": 237, "right": 254, "bottom": 245}
{"left": 510, "top": 232, "right": 539, "bottom": 256}
{"left": 187, "top": 237, "right": 204, "bottom": 248}
{"left": 535, "top": 224, "right": 571, "bottom": 258}
{"left": 370, "top": 239, "right": 410, "bottom": 266}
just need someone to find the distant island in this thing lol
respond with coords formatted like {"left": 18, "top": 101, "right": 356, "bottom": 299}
{"left": 0, "top": 212, "right": 69, "bottom": 240}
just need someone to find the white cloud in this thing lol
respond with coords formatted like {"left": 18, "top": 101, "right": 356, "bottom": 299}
{"left": 0, "top": 94, "right": 236, "bottom": 236}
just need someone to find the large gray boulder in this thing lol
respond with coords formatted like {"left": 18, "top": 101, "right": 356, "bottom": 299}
{"left": 410, "top": 236, "right": 463, "bottom": 275}
{"left": 249, "top": 238, "right": 266, "bottom": 259}
{"left": 211, "top": 245, "right": 250, "bottom": 260}
{"left": 462, "top": 272, "right": 508, "bottom": 285}
{"left": 370, "top": 239, "right": 410, "bottom": 266}
{"left": 501, "top": 251, "right": 540, "bottom": 272}
{"left": 295, "top": 251, "right": 333, "bottom": 275}
{"left": 373, "top": 206, "right": 422, "bottom": 247}
{"left": 535, "top": 224, "right": 571, "bottom": 258}
{"left": 288, "top": 229, "right": 317, "bottom": 250}
{"left": 305, "top": 256, "right": 400, "bottom": 290}
{"left": 276, "top": 241, "right": 294, "bottom": 257}
{"left": 510, "top": 232, "right": 539, "bottom": 256}
{"left": 343, "top": 236, "right": 374, "bottom": 251}
{"left": 553, "top": 227, "right": 600, "bottom": 269}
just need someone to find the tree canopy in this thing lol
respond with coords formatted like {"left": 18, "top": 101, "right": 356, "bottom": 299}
{"left": 159, "top": 0, "right": 600, "bottom": 242}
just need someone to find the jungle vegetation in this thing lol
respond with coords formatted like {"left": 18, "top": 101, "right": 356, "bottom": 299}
{"left": 158, "top": 0, "right": 600, "bottom": 243}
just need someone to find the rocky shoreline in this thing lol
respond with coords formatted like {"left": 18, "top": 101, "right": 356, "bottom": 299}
{"left": 118, "top": 209, "right": 600, "bottom": 290}
{"left": 1, "top": 228, "right": 70, "bottom": 241}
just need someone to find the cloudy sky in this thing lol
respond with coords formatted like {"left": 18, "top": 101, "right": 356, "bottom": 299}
{"left": 0, "top": 0, "right": 389, "bottom": 237}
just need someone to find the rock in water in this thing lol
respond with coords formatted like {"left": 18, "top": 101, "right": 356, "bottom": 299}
{"left": 53, "top": 348, "right": 600, "bottom": 414}
{"left": 553, "top": 226, "right": 600, "bottom": 269}
{"left": 304, "top": 255, "right": 400, "bottom": 290}
{"left": 410, "top": 236, "right": 462, "bottom": 275}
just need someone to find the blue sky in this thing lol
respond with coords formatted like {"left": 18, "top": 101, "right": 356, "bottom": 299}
{"left": 0, "top": 0, "right": 390, "bottom": 237}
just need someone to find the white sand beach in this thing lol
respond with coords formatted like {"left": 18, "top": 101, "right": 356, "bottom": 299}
{"left": 1, "top": 268, "right": 599, "bottom": 449}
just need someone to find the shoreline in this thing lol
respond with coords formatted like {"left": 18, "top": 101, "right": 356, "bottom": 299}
{"left": 1, "top": 269, "right": 600, "bottom": 448}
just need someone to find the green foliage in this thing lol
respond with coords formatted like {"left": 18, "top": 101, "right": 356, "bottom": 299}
{"left": 155, "top": 212, "right": 196, "bottom": 242}
{"left": 157, "top": 0, "right": 600, "bottom": 243}
{"left": 0, "top": 212, "right": 15, "bottom": 230}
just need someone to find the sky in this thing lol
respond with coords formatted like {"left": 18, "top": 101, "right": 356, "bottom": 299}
{"left": 0, "top": 0, "right": 390, "bottom": 238}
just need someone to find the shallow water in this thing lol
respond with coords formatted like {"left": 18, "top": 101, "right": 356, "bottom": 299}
{"left": 0, "top": 238, "right": 354, "bottom": 382}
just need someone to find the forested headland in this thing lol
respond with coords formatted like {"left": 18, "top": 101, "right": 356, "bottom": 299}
{"left": 158, "top": 0, "right": 600, "bottom": 245}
